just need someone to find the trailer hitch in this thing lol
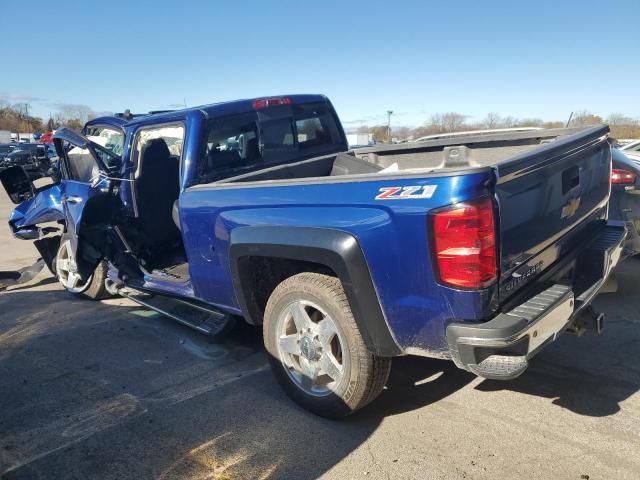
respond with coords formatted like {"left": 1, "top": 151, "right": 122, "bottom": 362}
{"left": 566, "top": 305, "right": 605, "bottom": 336}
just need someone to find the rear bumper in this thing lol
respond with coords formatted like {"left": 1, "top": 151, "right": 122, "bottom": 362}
{"left": 446, "top": 222, "right": 626, "bottom": 380}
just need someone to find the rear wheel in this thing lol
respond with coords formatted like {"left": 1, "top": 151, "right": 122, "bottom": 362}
{"left": 264, "top": 272, "right": 391, "bottom": 418}
{"left": 54, "top": 239, "right": 110, "bottom": 300}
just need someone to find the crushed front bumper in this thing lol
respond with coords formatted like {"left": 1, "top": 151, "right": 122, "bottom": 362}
{"left": 446, "top": 223, "right": 626, "bottom": 380}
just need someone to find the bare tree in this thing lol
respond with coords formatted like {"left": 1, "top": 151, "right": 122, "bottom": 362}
{"left": 518, "top": 118, "right": 544, "bottom": 128}
{"left": 482, "top": 112, "right": 502, "bottom": 129}
{"left": 501, "top": 116, "right": 519, "bottom": 128}
{"left": 607, "top": 113, "right": 634, "bottom": 126}
{"left": 368, "top": 125, "right": 389, "bottom": 143}
{"left": 393, "top": 126, "right": 411, "bottom": 140}
{"left": 570, "top": 110, "right": 603, "bottom": 127}
{"left": 56, "top": 103, "right": 95, "bottom": 124}
{"left": 428, "top": 112, "right": 468, "bottom": 133}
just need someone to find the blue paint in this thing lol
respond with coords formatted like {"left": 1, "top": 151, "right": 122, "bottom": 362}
{"left": 4, "top": 96, "right": 615, "bottom": 359}
{"left": 180, "top": 170, "right": 495, "bottom": 352}
{"left": 9, "top": 184, "right": 64, "bottom": 230}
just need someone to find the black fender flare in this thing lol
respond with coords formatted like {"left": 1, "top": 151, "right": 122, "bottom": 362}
{"left": 229, "top": 226, "right": 402, "bottom": 357}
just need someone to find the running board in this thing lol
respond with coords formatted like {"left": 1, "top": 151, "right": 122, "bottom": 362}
{"left": 118, "top": 288, "right": 232, "bottom": 336}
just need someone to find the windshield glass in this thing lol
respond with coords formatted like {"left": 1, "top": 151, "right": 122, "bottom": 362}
{"left": 87, "top": 135, "right": 121, "bottom": 170}
{"left": 85, "top": 126, "right": 125, "bottom": 157}
{"left": 11, "top": 145, "right": 34, "bottom": 154}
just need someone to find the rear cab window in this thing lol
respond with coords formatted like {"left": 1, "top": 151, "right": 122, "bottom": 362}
{"left": 197, "top": 101, "right": 344, "bottom": 183}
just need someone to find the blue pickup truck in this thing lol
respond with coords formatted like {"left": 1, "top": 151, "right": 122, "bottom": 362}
{"left": 0, "top": 95, "right": 626, "bottom": 418}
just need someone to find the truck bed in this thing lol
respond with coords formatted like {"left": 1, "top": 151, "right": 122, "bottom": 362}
{"left": 351, "top": 126, "right": 593, "bottom": 171}
{"left": 211, "top": 126, "right": 600, "bottom": 184}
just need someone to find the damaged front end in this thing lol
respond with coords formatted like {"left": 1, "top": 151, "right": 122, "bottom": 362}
{"left": 1, "top": 165, "right": 66, "bottom": 277}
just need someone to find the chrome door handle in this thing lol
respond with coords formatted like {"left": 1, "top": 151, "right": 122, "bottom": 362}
{"left": 63, "top": 195, "right": 83, "bottom": 204}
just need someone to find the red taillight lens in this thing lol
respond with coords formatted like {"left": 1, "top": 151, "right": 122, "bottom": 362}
{"left": 252, "top": 96, "right": 292, "bottom": 109}
{"left": 431, "top": 197, "right": 497, "bottom": 289}
{"left": 611, "top": 169, "right": 637, "bottom": 185}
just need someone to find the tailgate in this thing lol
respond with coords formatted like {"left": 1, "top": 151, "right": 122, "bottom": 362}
{"left": 495, "top": 125, "right": 611, "bottom": 299}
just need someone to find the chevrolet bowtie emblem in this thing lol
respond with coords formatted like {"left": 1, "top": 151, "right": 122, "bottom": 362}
{"left": 561, "top": 197, "right": 581, "bottom": 219}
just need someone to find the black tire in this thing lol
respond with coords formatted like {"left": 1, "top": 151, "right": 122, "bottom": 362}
{"left": 80, "top": 260, "right": 111, "bottom": 300}
{"left": 264, "top": 272, "right": 391, "bottom": 419}
{"left": 53, "top": 238, "right": 111, "bottom": 300}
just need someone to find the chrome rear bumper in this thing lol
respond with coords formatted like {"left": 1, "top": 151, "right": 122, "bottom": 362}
{"left": 446, "top": 223, "right": 626, "bottom": 380}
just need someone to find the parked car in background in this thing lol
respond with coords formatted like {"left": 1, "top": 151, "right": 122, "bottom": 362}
{"left": 619, "top": 139, "right": 640, "bottom": 161}
{"left": 1, "top": 143, "right": 54, "bottom": 178}
{"left": 610, "top": 148, "right": 640, "bottom": 256}
{"left": 0, "top": 143, "right": 15, "bottom": 158}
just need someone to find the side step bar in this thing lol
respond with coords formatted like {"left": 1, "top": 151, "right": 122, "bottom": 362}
{"left": 118, "top": 288, "right": 233, "bottom": 336}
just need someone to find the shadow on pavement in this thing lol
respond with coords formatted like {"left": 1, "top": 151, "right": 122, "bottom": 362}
{"left": 476, "top": 258, "right": 640, "bottom": 417}
{"left": 2, "top": 257, "right": 640, "bottom": 479}
{"left": 0, "top": 288, "right": 472, "bottom": 480}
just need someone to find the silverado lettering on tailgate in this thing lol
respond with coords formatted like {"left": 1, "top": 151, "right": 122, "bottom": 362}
{"left": 504, "top": 261, "right": 544, "bottom": 292}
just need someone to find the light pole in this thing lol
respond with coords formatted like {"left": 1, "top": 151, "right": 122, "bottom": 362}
{"left": 386, "top": 110, "right": 393, "bottom": 143}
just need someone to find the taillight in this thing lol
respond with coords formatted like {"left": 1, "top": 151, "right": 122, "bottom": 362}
{"left": 430, "top": 197, "right": 497, "bottom": 289}
{"left": 611, "top": 169, "right": 637, "bottom": 185}
{"left": 252, "top": 96, "right": 292, "bottom": 109}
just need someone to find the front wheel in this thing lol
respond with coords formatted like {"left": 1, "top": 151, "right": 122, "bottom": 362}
{"left": 264, "top": 272, "right": 391, "bottom": 418}
{"left": 54, "top": 239, "right": 110, "bottom": 300}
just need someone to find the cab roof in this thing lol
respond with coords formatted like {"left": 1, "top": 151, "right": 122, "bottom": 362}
{"left": 90, "top": 94, "right": 329, "bottom": 130}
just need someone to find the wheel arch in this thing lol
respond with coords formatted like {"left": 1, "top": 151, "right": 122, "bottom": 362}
{"left": 229, "top": 226, "right": 401, "bottom": 357}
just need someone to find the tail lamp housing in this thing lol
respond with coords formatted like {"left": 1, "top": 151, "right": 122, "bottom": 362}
{"left": 430, "top": 196, "right": 497, "bottom": 289}
{"left": 611, "top": 169, "right": 637, "bottom": 185}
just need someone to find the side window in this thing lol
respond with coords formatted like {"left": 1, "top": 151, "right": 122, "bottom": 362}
{"left": 199, "top": 113, "right": 261, "bottom": 182}
{"left": 63, "top": 140, "right": 100, "bottom": 183}
{"left": 132, "top": 124, "right": 185, "bottom": 177}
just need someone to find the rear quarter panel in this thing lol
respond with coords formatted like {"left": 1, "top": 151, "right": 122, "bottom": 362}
{"left": 179, "top": 170, "right": 496, "bottom": 355}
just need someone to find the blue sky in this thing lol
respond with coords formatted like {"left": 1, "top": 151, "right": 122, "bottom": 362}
{"left": 1, "top": 0, "right": 638, "bottom": 127}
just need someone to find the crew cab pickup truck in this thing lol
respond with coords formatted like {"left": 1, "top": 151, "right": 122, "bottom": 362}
{"left": 0, "top": 95, "right": 626, "bottom": 418}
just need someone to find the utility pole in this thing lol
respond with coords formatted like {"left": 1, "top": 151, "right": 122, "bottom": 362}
{"left": 386, "top": 110, "right": 393, "bottom": 143}
{"left": 565, "top": 111, "right": 574, "bottom": 128}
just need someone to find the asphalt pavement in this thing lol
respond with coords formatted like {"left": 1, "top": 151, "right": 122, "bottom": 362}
{"left": 1, "top": 188, "right": 640, "bottom": 480}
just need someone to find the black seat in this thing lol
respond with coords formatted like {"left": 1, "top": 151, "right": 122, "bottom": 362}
{"left": 136, "top": 138, "right": 181, "bottom": 249}
{"left": 241, "top": 136, "right": 260, "bottom": 162}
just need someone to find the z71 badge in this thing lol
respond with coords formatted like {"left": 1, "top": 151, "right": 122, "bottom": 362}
{"left": 375, "top": 185, "right": 437, "bottom": 200}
